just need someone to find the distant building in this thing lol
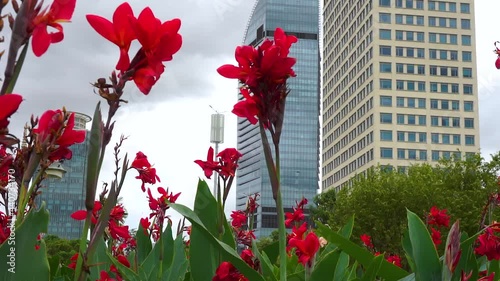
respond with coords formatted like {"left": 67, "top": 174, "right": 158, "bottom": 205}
{"left": 322, "top": 0, "right": 480, "bottom": 191}
{"left": 41, "top": 112, "right": 91, "bottom": 239}
{"left": 235, "top": 0, "right": 320, "bottom": 238}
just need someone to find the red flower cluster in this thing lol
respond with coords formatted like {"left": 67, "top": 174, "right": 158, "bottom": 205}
{"left": 474, "top": 226, "right": 500, "bottom": 261}
{"left": 0, "top": 94, "right": 22, "bottom": 135}
{"left": 87, "top": 3, "right": 182, "bottom": 95}
{"left": 461, "top": 270, "right": 495, "bottom": 281}
{"left": 144, "top": 187, "right": 180, "bottom": 241}
{"left": 494, "top": 42, "right": 500, "bottom": 69}
{"left": 130, "top": 151, "right": 160, "bottom": 192}
{"left": 218, "top": 28, "right": 297, "bottom": 129}
{"left": 386, "top": 255, "right": 402, "bottom": 267}
{"left": 195, "top": 147, "right": 242, "bottom": 180}
{"left": 230, "top": 210, "right": 247, "bottom": 228}
{"left": 0, "top": 145, "right": 14, "bottom": 187}
{"left": 32, "top": 110, "right": 86, "bottom": 161}
{"left": 427, "top": 206, "right": 450, "bottom": 247}
{"left": 285, "top": 197, "right": 307, "bottom": 227}
{"left": 360, "top": 234, "right": 373, "bottom": 249}
{"left": 212, "top": 249, "right": 258, "bottom": 281}
{"left": 0, "top": 211, "right": 11, "bottom": 245}
{"left": 29, "top": 0, "right": 77, "bottom": 56}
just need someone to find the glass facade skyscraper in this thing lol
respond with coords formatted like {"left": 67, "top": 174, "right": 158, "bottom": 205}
{"left": 40, "top": 112, "right": 91, "bottom": 239}
{"left": 236, "top": 0, "right": 320, "bottom": 238}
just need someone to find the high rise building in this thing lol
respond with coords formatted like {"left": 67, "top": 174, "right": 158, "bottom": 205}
{"left": 235, "top": 0, "right": 321, "bottom": 238}
{"left": 322, "top": 0, "right": 480, "bottom": 191}
{"left": 41, "top": 112, "right": 91, "bottom": 239}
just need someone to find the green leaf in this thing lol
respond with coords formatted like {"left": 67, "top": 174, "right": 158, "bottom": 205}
{"left": 487, "top": 259, "right": 500, "bottom": 276}
{"left": 402, "top": 230, "right": 415, "bottom": 272}
{"left": 262, "top": 241, "right": 279, "bottom": 265}
{"left": 139, "top": 223, "right": 174, "bottom": 279}
{"left": 48, "top": 255, "right": 61, "bottom": 279}
{"left": 316, "top": 222, "right": 409, "bottom": 281}
{"left": 309, "top": 249, "right": 341, "bottom": 281}
{"left": 442, "top": 221, "right": 460, "bottom": 281}
{"left": 406, "top": 210, "right": 441, "bottom": 281}
{"left": 161, "top": 234, "right": 189, "bottom": 281}
{"left": 334, "top": 252, "right": 350, "bottom": 281}
{"left": 135, "top": 222, "right": 152, "bottom": 267}
{"left": 318, "top": 215, "right": 355, "bottom": 262}
{"left": 85, "top": 102, "right": 103, "bottom": 210}
{"left": 252, "top": 240, "right": 278, "bottom": 281}
{"left": 0, "top": 204, "right": 50, "bottom": 281}
{"left": 88, "top": 239, "right": 113, "bottom": 280}
{"left": 170, "top": 202, "right": 265, "bottom": 281}
{"left": 360, "top": 254, "right": 384, "bottom": 281}
{"left": 106, "top": 252, "right": 141, "bottom": 281}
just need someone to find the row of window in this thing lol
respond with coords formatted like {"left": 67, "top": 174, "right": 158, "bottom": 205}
{"left": 380, "top": 79, "right": 473, "bottom": 93}
{"left": 380, "top": 130, "right": 475, "bottom": 145}
{"left": 380, "top": 149, "right": 474, "bottom": 162}
{"left": 380, "top": 30, "right": 472, "bottom": 45}
{"left": 380, "top": 113, "right": 475, "bottom": 128}
{"left": 379, "top": 0, "right": 470, "bottom": 14}
{"left": 380, "top": 96, "right": 474, "bottom": 111}
{"left": 380, "top": 45, "right": 425, "bottom": 58}
{"left": 380, "top": 13, "right": 471, "bottom": 30}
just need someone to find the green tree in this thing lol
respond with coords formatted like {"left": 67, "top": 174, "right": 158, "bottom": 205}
{"left": 328, "top": 153, "right": 500, "bottom": 256}
{"left": 309, "top": 188, "right": 336, "bottom": 225}
{"left": 44, "top": 235, "right": 80, "bottom": 265}
{"left": 255, "top": 230, "right": 279, "bottom": 251}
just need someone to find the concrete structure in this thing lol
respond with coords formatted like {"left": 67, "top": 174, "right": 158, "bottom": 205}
{"left": 236, "top": 0, "right": 320, "bottom": 238}
{"left": 322, "top": 0, "right": 480, "bottom": 191}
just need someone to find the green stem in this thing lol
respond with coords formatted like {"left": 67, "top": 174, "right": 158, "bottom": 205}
{"left": 273, "top": 135, "right": 286, "bottom": 281}
{"left": 16, "top": 154, "right": 43, "bottom": 226}
{"left": 157, "top": 220, "right": 164, "bottom": 281}
{"left": 74, "top": 211, "right": 92, "bottom": 281}
{"left": 5, "top": 41, "right": 29, "bottom": 94}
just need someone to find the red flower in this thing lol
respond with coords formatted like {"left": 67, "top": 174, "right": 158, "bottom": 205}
{"left": 195, "top": 147, "right": 242, "bottom": 180}
{"left": 494, "top": 42, "right": 500, "bottom": 69}
{"left": 478, "top": 273, "right": 495, "bottom": 281}
{"left": 30, "top": 0, "right": 76, "bottom": 57}
{"left": 0, "top": 146, "right": 14, "bottom": 187}
{"left": 430, "top": 227, "right": 442, "bottom": 246}
{"left": 109, "top": 220, "right": 130, "bottom": 240}
{"left": 98, "top": 270, "right": 117, "bottom": 281}
{"left": 68, "top": 253, "right": 78, "bottom": 269}
{"left": 230, "top": 211, "right": 247, "bottom": 228}
{"left": 140, "top": 217, "right": 150, "bottom": 235}
{"left": 428, "top": 206, "right": 450, "bottom": 228}
{"left": 360, "top": 234, "right": 374, "bottom": 248}
{"left": 246, "top": 193, "right": 259, "bottom": 214}
{"left": 0, "top": 94, "right": 23, "bottom": 133}
{"left": 236, "top": 229, "right": 256, "bottom": 247}
{"left": 288, "top": 232, "right": 320, "bottom": 267}
{"left": 212, "top": 262, "right": 248, "bottom": 281}
{"left": 218, "top": 28, "right": 297, "bottom": 129}
{"left": 86, "top": 2, "right": 136, "bottom": 71}
{"left": 32, "top": 110, "right": 86, "bottom": 161}
{"left": 0, "top": 211, "right": 11, "bottom": 245}
{"left": 71, "top": 201, "right": 102, "bottom": 224}
{"left": 130, "top": 151, "right": 160, "bottom": 192}
{"left": 474, "top": 228, "right": 500, "bottom": 260}
{"left": 285, "top": 208, "right": 304, "bottom": 227}
{"left": 286, "top": 222, "right": 307, "bottom": 253}
{"left": 386, "top": 255, "right": 402, "bottom": 267}
{"left": 116, "top": 254, "right": 130, "bottom": 268}
{"left": 240, "top": 249, "right": 256, "bottom": 269}
{"left": 127, "top": 8, "right": 182, "bottom": 95}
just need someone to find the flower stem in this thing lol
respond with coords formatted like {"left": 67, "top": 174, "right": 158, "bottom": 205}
{"left": 274, "top": 144, "right": 287, "bottom": 281}
{"left": 74, "top": 210, "right": 92, "bottom": 281}
{"left": 16, "top": 153, "right": 42, "bottom": 226}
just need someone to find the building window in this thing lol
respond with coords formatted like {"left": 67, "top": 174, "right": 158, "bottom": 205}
{"left": 398, "top": 149, "right": 405, "bottom": 159}
{"left": 463, "top": 84, "right": 473, "bottom": 95}
{"left": 397, "top": 80, "right": 404, "bottom": 90}
{"left": 464, "top": 101, "right": 473, "bottom": 111}
{"left": 442, "top": 117, "right": 450, "bottom": 127}
{"left": 380, "top": 79, "right": 392, "bottom": 89}
{"left": 452, "top": 100, "right": 459, "bottom": 110}
{"left": 397, "top": 131, "right": 405, "bottom": 141}
{"left": 380, "top": 62, "right": 392, "bottom": 73}
{"left": 418, "top": 81, "right": 425, "bottom": 91}
{"left": 451, "top": 84, "right": 459, "bottom": 93}
{"left": 442, "top": 134, "right": 450, "bottom": 144}
{"left": 407, "top": 115, "right": 416, "bottom": 125}
{"left": 419, "top": 132, "right": 427, "bottom": 143}
{"left": 418, "top": 115, "right": 426, "bottom": 125}
{"left": 464, "top": 118, "right": 474, "bottom": 128}
{"left": 397, "top": 114, "right": 405, "bottom": 124}
{"left": 380, "top": 130, "right": 393, "bottom": 141}
{"left": 380, "top": 96, "right": 392, "bottom": 106}
{"left": 462, "top": 51, "right": 472, "bottom": 62}
{"left": 380, "top": 46, "right": 392, "bottom": 56}
{"left": 441, "top": 100, "right": 449, "bottom": 110}
{"left": 380, "top": 29, "right": 392, "bottom": 40}
{"left": 450, "top": 35, "right": 458, "bottom": 44}
{"left": 461, "top": 19, "right": 471, "bottom": 29}
{"left": 380, "top": 113, "right": 392, "bottom": 124}
{"left": 449, "top": 18, "right": 457, "bottom": 28}
{"left": 431, "top": 99, "right": 438, "bottom": 109}
{"left": 380, "top": 0, "right": 391, "bottom": 7}
{"left": 465, "top": 135, "right": 475, "bottom": 145}
{"left": 380, "top": 148, "right": 393, "bottom": 159}
{"left": 460, "top": 3, "right": 470, "bottom": 13}
{"left": 462, "top": 35, "right": 471, "bottom": 46}
{"left": 408, "top": 132, "right": 416, "bottom": 142}
{"left": 419, "top": 150, "right": 427, "bottom": 160}
{"left": 407, "top": 98, "right": 415, "bottom": 108}
{"left": 463, "top": 68, "right": 472, "bottom": 78}
{"left": 452, "top": 117, "right": 460, "bottom": 127}
{"left": 397, "top": 97, "right": 405, "bottom": 107}
{"left": 379, "top": 13, "right": 391, "bottom": 23}
{"left": 432, "top": 151, "right": 440, "bottom": 161}
{"left": 450, "top": 51, "right": 458, "bottom": 60}
{"left": 431, "top": 133, "right": 439, "bottom": 144}
{"left": 439, "top": 2, "right": 446, "bottom": 11}
{"left": 417, "top": 48, "right": 425, "bottom": 58}
{"left": 431, "top": 116, "right": 439, "bottom": 126}
{"left": 441, "top": 83, "right": 449, "bottom": 93}
{"left": 396, "top": 14, "right": 403, "bottom": 24}
{"left": 453, "top": 134, "right": 460, "bottom": 144}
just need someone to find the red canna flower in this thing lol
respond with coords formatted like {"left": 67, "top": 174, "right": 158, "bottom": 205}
{"left": 445, "top": 221, "right": 461, "bottom": 273}
{"left": 285, "top": 208, "right": 304, "bottom": 227}
{"left": 474, "top": 228, "right": 500, "bottom": 260}
{"left": 360, "top": 234, "right": 374, "bottom": 248}
{"left": 430, "top": 227, "right": 442, "bottom": 246}
{"left": 0, "top": 146, "right": 14, "bottom": 187}
{"left": 478, "top": 273, "right": 495, "bottom": 281}
{"left": 130, "top": 151, "right": 161, "bottom": 192}
{"left": 195, "top": 147, "right": 243, "bottom": 180}
{"left": 68, "top": 253, "right": 78, "bottom": 269}
{"left": 0, "top": 211, "right": 11, "bottom": 245}
{"left": 494, "top": 42, "right": 500, "bottom": 69}
{"left": 212, "top": 261, "right": 248, "bottom": 281}
{"left": 246, "top": 193, "right": 259, "bottom": 214}
{"left": 218, "top": 28, "right": 297, "bottom": 129}
{"left": 86, "top": 2, "right": 136, "bottom": 71}
{"left": 194, "top": 146, "right": 219, "bottom": 179}
{"left": 386, "top": 255, "right": 402, "bottom": 267}
{"left": 140, "top": 217, "right": 150, "bottom": 235}
{"left": 0, "top": 94, "right": 23, "bottom": 133}
{"left": 236, "top": 229, "right": 256, "bottom": 247}
{"left": 30, "top": 0, "right": 77, "bottom": 57}
{"left": 286, "top": 222, "right": 307, "bottom": 253}
{"left": 97, "top": 270, "right": 117, "bottom": 281}
{"left": 428, "top": 206, "right": 450, "bottom": 228}
{"left": 240, "top": 249, "right": 257, "bottom": 269}
{"left": 70, "top": 201, "right": 102, "bottom": 224}
{"left": 32, "top": 110, "right": 86, "bottom": 161}
{"left": 230, "top": 210, "right": 247, "bottom": 228}
{"left": 288, "top": 232, "right": 320, "bottom": 267}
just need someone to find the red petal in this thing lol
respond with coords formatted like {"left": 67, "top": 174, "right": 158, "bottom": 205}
{"left": 32, "top": 24, "right": 51, "bottom": 57}
{"left": 70, "top": 210, "right": 87, "bottom": 220}
{"left": 0, "top": 94, "right": 23, "bottom": 120}
{"left": 50, "top": 0, "right": 76, "bottom": 20}
{"left": 217, "top": 65, "right": 241, "bottom": 79}
{"left": 495, "top": 58, "right": 500, "bottom": 69}
{"left": 86, "top": 15, "right": 119, "bottom": 44}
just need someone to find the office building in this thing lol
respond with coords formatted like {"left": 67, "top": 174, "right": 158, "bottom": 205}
{"left": 42, "top": 112, "right": 91, "bottom": 239}
{"left": 236, "top": 0, "right": 320, "bottom": 238}
{"left": 322, "top": 0, "right": 480, "bottom": 191}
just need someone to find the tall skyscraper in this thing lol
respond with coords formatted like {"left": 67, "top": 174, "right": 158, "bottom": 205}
{"left": 322, "top": 0, "right": 480, "bottom": 191}
{"left": 235, "top": 0, "right": 320, "bottom": 238}
{"left": 42, "top": 112, "right": 91, "bottom": 239}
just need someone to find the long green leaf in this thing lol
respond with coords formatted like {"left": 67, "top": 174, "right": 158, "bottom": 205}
{"left": 318, "top": 215, "right": 354, "bottom": 262}
{"left": 360, "top": 254, "right": 384, "bottom": 281}
{"left": 139, "top": 223, "right": 174, "bottom": 279}
{"left": 0, "top": 204, "right": 50, "bottom": 281}
{"left": 106, "top": 252, "right": 141, "bottom": 281}
{"left": 161, "top": 234, "right": 189, "bottom": 281}
{"left": 135, "top": 223, "right": 152, "bottom": 267}
{"left": 5, "top": 41, "right": 29, "bottom": 94}
{"left": 252, "top": 240, "right": 278, "bottom": 281}
{"left": 406, "top": 210, "right": 441, "bottom": 281}
{"left": 88, "top": 239, "right": 113, "bottom": 280}
{"left": 170, "top": 202, "right": 265, "bottom": 281}
{"left": 316, "top": 222, "right": 409, "bottom": 281}
{"left": 85, "top": 102, "right": 102, "bottom": 211}
{"left": 310, "top": 249, "right": 340, "bottom": 281}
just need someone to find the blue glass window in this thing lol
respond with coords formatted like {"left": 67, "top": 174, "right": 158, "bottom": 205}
{"left": 463, "top": 84, "right": 473, "bottom": 94}
{"left": 380, "top": 96, "right": 392, "bottom": 106}
{"left": 380, "top": 0, "right": 391, "bottom": 6}
{"left": 460, "top": 3, "right": 470, "bottom": 13}
{"left": 380, "top": 148, "right": 393, "bottom": 159}
{"left": 465, "top": 135, "right": 475, "bottom": 145}
{"left": 442, "top": 134, "right": 450, "bottom": 144}
{"left": 463, "top": 68, "right": 472, "bottom": 78}
{"left": 397, "top": 131, "right": 405, "bottom": 141}
{"left": 461, "top": 19, "right": 471, "bottom": 29}
{"left": 452, "top": 100, "right": 459, "bottom": 110}
{"left": 407, "top": 98, "right": 415, "bottom": 108}
{"left": 408, "top": 132, "right": 416, "bottom": 142}
{"left": 379, "top": 13, "right": 391, "bottom": 23}
{"left": 419, "top": 132, "right": 426, "bottom": 143}
{"left": 432, "top": 151, "right": 440, "bottom": 161}
{"left": 407, "top": 115, "right": 416, "bottom": 125}
{"left": 464, "top": 101, "right": 473, "bottom": 111}
{"left": 431, "top": 116, "right": 439, "bottom": 126}
{"left": 419, "top": 150, "right": 427, "bottom": 160}
{"left": 462, "top": 51, "right": 472, "bottom": 62}
{"left": 418, "top": 98, "right": 425, "bottom": 108}
{"left": 418, "top": 115, "right": 426, "bottom": 125}
{"left": 398, "top": 149, "right": 405, "bottom": 159}
{"left": 462, "top": 35, "right": 471, "bottom": 46}
{"left": 452, "top": 117, "right": 460, "bottom": 127}
{"left": 380, "top": 79, "right": 392, "bottom": 89}
{"left": 380, "top": 130, "right": 393, "bottom": 141}
{"left": 396, "top": 14, "right": 403, "bottom": 24}
{"left": 397, "top": 114, "right": 405, "bottom": 124}
{"left": 408, "top": 149, "right": 417, "bottom": 160}
{"left": 397, "top": 97, "right": 405, "bottom": 107}
{"left": 380, "top": 113, "right": 392, "bottom": 124}
{"left": 451, "top": 84, "right": 459, "bottom": 93}
{"left": 464, "top": 118, "right": 474, "bottom": 128}
{"left": 380, "top": 46, "right": 392, "bottom": 56}
{"left": 450, "top": 35, "right": 458, "bottom": 45}
{"left": 431, "top": 99, "right": 438, "bottom": 109}
{"left": 449, "top": 2, "right": 456, "bottom": 12}
{"left": 380, "top": 29, "right": 392, "bottom": 40}
{"left": 442, "top": 117, "right": 450, "bottom": 127}
{"left": 431, "top": 133, "right": 439, "bottom": 143}
{"left": 418, "top": 81, "right": 426, "bottom": 91}
{"left": 453, "top": 134, "right": 460, "bottom": 144}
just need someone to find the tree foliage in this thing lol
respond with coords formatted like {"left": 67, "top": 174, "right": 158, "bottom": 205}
{"left": 324, "top": 153, "right": 500, "bottom": 256}
{"left": 44, "top": 234, "right": 80, "bottom": 265}
{"left": 310, "top": 188, "right": 336, "bottom": 225}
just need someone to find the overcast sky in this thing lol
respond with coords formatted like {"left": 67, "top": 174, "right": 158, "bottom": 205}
{"left": 5, "top": 0, "right": 500, "bottom": 230}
